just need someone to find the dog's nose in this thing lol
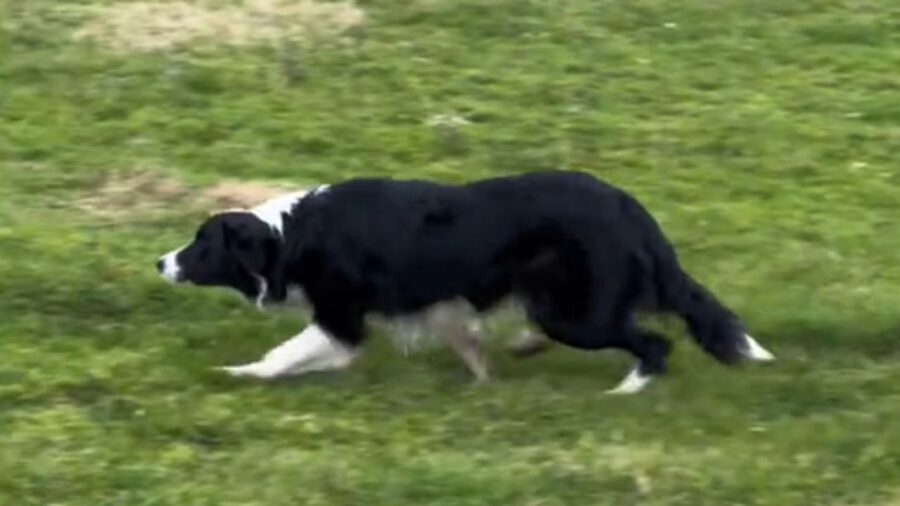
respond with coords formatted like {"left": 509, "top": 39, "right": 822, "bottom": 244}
{"left": 156, "top": 258, "right": 164, "bottom": 273}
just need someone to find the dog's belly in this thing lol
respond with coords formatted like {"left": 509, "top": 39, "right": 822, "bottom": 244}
{"left": 377, "top": 299, "right": 478, "bottom": 350}
{"left": 269, "top": 285, "right": 525, "bottom": 351}
{"left": 377, "top": 298, "right": 526, "bottom": 351}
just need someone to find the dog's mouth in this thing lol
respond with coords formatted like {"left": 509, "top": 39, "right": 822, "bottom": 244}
{"left": 160, "top": 272, "right": 185, "bottom": 284}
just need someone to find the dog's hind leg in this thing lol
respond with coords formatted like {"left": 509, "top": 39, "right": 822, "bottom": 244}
{"left": 528, "top": 308, "right": 672, "bottom": 395}
{"left": 606, "top": 329, "right": 672, "bottom": 395}
{"left": 421, "top": 301, "right": 490, "bottom": 382}
{"left": 445, "top": 328, "right": 489, "bottom": 382}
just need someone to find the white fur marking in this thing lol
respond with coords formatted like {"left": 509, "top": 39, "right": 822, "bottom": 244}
{"left": 606, "top": 366, "right": 653, "bottom": 395}
{"left": 219, "top": 323, "right": 355, "bottom": 379}
{"left": 249, "top": 185, "right": 330, "bottom": 234}
{"left": 158, "top": 247, "right": 184, "bottom": 282}
{"left": 253, "top": 274, "right": 268, "bottom": 310}
{"left": 259, "top": 285, "right": 311, "bottom": 314}
{"left": 250, "top": 191, "right": 309, "bottom": 235}
{"left": 284, "top": 285, "right": 309, "bottom": 308}
{"left": 741, "top": 334, "right": 775, "bottom": 361}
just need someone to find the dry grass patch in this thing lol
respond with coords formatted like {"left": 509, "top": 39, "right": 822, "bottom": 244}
{"left": 78, "top": 170, "right": 297, "bottom": 220}
{"left": 78, "top": 170, "right": 189, "bottom": 219}
{"left": 74, "top": 0, "right": 365, "bottom": 53}
{"left": 199, "top": 179, "right": 296, "bottom": 209}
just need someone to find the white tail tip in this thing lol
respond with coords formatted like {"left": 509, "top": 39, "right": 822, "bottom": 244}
{"left": 606, "top": 366, "right": 653, "bottom": 395}
{"left": 742, "top": 334, "right": 775, "bottom": 362}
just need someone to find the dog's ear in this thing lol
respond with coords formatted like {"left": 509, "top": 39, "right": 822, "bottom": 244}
{"left": 221, "top": 218, "right": 287, "bottom": 302}
{"left": 221, "top": 219, "right": 272, "bottom": 272}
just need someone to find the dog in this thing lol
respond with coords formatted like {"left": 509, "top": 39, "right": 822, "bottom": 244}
{"left": 157, "top": 170, "right": 774, "bottom": 394}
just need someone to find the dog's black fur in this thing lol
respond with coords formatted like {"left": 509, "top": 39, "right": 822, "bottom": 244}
{"left": 166, "top": 170, "right": 755, "bottom": 377}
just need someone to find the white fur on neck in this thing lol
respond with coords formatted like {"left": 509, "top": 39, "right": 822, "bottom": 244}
{"left": 250, "top": 191, "right": 308, "bottom": 235}
{"left": 253, "top": 274, "right": 269, "bottom": 309}
{"left": 250, "top": 184, "right": 330, "bottom": 235}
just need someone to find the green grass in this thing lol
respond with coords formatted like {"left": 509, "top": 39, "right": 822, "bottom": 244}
{"left": 2, "top": 0, "right": 900, "bottom": 504}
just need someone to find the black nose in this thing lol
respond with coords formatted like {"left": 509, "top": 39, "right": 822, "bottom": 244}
{"left": 156, "top": 259, "right": 164, "bottom": 272}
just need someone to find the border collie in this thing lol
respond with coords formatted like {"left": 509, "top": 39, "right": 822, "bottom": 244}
{"left": 157, "top": 170, "right": 773, "bottom": 394}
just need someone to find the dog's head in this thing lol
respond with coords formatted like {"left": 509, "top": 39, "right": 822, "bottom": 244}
{"left": 156, "top": 211, "right": 286, "bottom": 306}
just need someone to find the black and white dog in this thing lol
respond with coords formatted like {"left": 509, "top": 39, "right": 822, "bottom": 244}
{"left": 157, "top": 170, "right": 773, "bottom": 394}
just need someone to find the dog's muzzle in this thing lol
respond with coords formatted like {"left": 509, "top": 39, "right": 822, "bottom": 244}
{"left": 156, "top": 252, "right": 183, "bottom": 283}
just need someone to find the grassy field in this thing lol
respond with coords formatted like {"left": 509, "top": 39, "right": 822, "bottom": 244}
{"left": 2, "top": 0, "right": 900, "bottom": 504}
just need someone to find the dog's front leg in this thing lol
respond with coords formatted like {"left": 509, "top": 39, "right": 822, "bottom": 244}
{"left": 220, "top": 323, "right": 356, "bottom": 379}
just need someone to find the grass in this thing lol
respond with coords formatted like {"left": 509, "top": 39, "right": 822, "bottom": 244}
{"left": 2, "top": 0, "right": 900, "bottom": 504}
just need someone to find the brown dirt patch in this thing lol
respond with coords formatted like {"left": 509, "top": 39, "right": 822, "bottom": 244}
{"left": 74, "top": 0, "right": 366, "bottom": 53}
{"left": 78, "top": 170, "right": 298, "bottom": 220}
{"left": 200, "top": 179, "right": 296, "bottom": 209}
{"left": 78, "top": 170, "right": 190, "bottom": 219}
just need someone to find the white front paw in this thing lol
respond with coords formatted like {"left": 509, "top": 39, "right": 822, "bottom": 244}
{"left": 217, "top": 361, "right": 282, "bottom": 379}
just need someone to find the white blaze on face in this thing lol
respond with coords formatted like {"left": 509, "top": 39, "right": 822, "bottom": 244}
{"left": 158, "top": 246, "right": 185, "bottom": 283}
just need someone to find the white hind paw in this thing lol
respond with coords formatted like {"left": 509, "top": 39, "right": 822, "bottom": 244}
{"left": 606, "top": 366, "right": 653, "bottom": 395}
{"left": 741, "top": 334, "right": 775, "bottom": 362}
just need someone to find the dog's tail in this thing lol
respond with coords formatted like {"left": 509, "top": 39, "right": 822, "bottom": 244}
{"left": 653, "top": 251, "right": 774, "bottom": 365}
